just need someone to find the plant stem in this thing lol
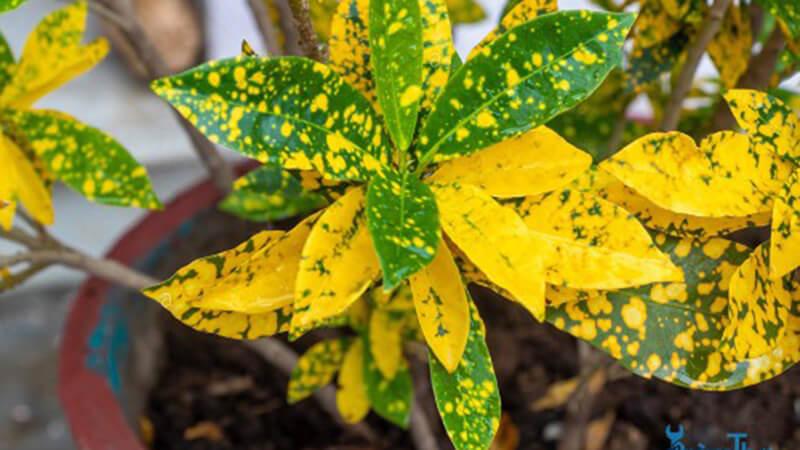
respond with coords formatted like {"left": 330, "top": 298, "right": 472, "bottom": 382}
{"left": 660, "top": 0, "right": 732, "bottom": 131}
{"left": 287, "top": 0, "right": 325, "bottom": 61}
{"left": 90, "top": 0, "right": 235, "bottom": 194}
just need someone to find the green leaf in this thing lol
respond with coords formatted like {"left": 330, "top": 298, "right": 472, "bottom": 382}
{"left": 369, "top": 0, "right": 424, "bottom": 152}
{"left": 4, "top": 110, "right": 161, "bottom": 209}
{"left": 0, "top": 0, "right": 26, "bottom": 12}
{"left": 151, "top": 56, "right": 390, "bottom": 182}
{"left": 416, "top": 11, "right": 634, "bottom": 168}
{"left": 756, "top": 0, "right": 800, "bottom": 39}
{"left": 546, "top": 233, "right": 799, "bottom": 391}
{"left": 363, "top": 330, "right": 413, "bottom": 427}
{"left": 288, "top": 337, "right": 352, "bottom": 404}
{"left": 220, "top": 165, "right": 344, "bottom": 222}
{"left": 0, "top": 32, "right": 15, "bottom": 90}
{"left": 627, "top": 30, "right": 689, "bottom": 91}
{"left": 366, "top": 169, "right": 440, "bottom": 290}
{"left": 446, "top": 0, "right": 486, "bottom": 24}
{"left": 430, "top": 298, "right": 500, "bottom": 450}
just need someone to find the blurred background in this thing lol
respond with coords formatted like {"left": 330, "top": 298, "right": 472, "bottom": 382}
{"left": 0, "top": 0, "right": 793, "bottom": 449}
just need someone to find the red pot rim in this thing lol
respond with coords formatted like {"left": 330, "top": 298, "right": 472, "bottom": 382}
{"left": 58, "top": 166, "right": 250, "bottom": 449}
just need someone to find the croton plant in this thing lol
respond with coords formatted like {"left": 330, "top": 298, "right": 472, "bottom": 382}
{"left": 1, "top": 0, "right": 800, "bottom": 449}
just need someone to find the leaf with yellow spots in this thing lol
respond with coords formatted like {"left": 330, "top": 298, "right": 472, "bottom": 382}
{"left": 511, "top": 188, "right": 684, "bottom": 290}
{"left": 0, "top": 32, "right": 15, "bottom": 90}
{"left": 580, "top": 169, "right": 772, "bottom": 239}
{"left": 708, "top": 5, "right": 752, "bottom": 90}
{"left": 600, "top": 131, "right": 791, "bottom": 218}
{"left": 309, "top": 0, "right": 340, "bottom": 41}
{"left": 366, "top": 169, "right": 440, "bottom": 290}
{"left": 634, "top": 0, "right": 682, "bottom": 49}
{"left": 725, "top": 89, "right": 800, "bottom": 163}
{"left": 723, "top": 243, "right": 793, "bottom": 360}
{"left": 755, "top": 0, "right": 800, "bottom": 39}
{"left": 293, "top": 188, "right": 382, "bottom": 330}
{"left": 337, "top": 338, "right": 371, "bottom": 423}
{"left": 5, "top": 109, "right": 161, "bottom": 209}
{"left": 627, "top": 29, "right": 689, "bottom": 91}
{"left": 416, "top": 11, "right": 634, "bottom": 167}
{"left": 143, "top": 218, "right": 318, "bottom": 339}
{"left": 288, "top": 337, "right": 352, "bottom": 404}
{"left": 432, "top": 182, "right": 547, "bottom": 320}
{"left": 329, "top": 0, "right": 376, "bottom": 108}
{"left": 770, "top": 169, "right": 800, "bottom": 278}
{"left": 368, "top": 307, "right": 406, "bottom": 379}
{"left": 430, "top": 127, "right": 592, "bottom": 198}
{"left": 410, "top": 241, "right": 470, "bottom": 373}
{"left": 0, "top": 132, "right": 52, "bottom": 229}
{"left": 369, "top": 0, "right": 424, "bottom": 152}
{"left": 446, "top": 0, "right": 485, "bottom": 24}
{"left": 546, "top": 234, "right": 763, "bottom": 390}
{"left": 220, "top": 164, "right": 345, "bottom": 222}
{"left": 152, "top": 56, "right": 389, "bottom": 182}
{"left": 364, "top": 327, "right": 413, "bottom": 427}
{"left": 0, "top": 1, "right": 108, "bottom": 109}
{"left": 468, "top": 0, "right": 557, "bottom": 60}
{"left": 0, "top": 0, "right": 27, "bottom": 12}
{"left": 430, "top": 298, "right": 500, "bottom": 450}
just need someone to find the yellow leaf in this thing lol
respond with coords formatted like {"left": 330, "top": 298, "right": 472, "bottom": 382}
{"left": 578, "top": 169, "right": 771, "bottom": 239}
{"left": 0, "top": 1, "right": 109, "bottom": 108}
{"left": 513, "top": 189, "right": 683, "bottom": 290}
{"left": 708, "top": 5, "right": 752, "bottom": 89}
{"left": 293, "top": 187, "right": 381, "bottom": 329}
{"left": 725, "top": 89, "right": 800, "bottom": 162}
{"left": 410, "top": 241, "right": 470, "bottom": 373}
{"left": 0, "top": 133, "right": 53, "bottom": 229}
{"left": 419, "top": 0, "right": 454, "bottom": 112}
{"left": 329, "top": 0, "right": 377, "bottom": 110}
{"left": 634, "top": 0, "right": 682, "bottom": 48}
{"left": 468, "top": 0, "right": 557, "bottom": 60}
{"left": 336, "top": 339, "right": 371, "bottom": 423}
{"left": 600, "top": 131, "right": 790, "bottom": 217}
{"left": 368, "top": 308, "right": 404, "bottom": 379}
{"left": 445, "top": 0, "right": 486, "bottom": 24}
{"left": 432, "top": 182, "right": 547, "bottom": 320}
{"left": 724, "top": 243, "right": 793, "bottom": 360}
{"left": 770, "top": 169, "right": 800, "bottom": 278}
{"left": 431, "top": 127, "right": 592, "bottom": 198}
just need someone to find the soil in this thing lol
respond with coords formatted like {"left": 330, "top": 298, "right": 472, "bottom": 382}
{"left": 143, "top": 209, "right": 800, "bottom": 450}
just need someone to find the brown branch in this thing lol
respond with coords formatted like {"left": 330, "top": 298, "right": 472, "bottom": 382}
{"left": 91, "top": 0, "right": 235, "bottom": 193}
{"left": 287, "top": 0, "right": 325, "bottom": 61}
{"left": 660, "top": 0, "right": 732, "bottom": 131}
{"left": 557, "top": 343, "right": 612, "bottom": 450}
{"left": 708, "top": 27, "right": 785, "bottom": 133}
{"left": 247, "top": 0, "right": 284, "bottom": 56}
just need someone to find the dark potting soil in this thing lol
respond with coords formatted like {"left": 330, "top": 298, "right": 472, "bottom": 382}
{"left": 144, "top": 209, "right": 800, "bottom": 450}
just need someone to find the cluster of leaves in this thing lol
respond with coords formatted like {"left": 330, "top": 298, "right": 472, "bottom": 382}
{"left": 143, "top": 0, "right": 800, "bottom": 449}
{"left": 0, "top": 2, "right": 159, "bottom": 235}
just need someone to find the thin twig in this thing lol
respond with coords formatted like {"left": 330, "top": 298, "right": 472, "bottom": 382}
{"left": 247, "top": 0, "right": 284, "bottom": 55}
{"left": 90, "top": 0, "right": 235, "bottom": 193}
{"left": 410, "top": 402, "right": 440, "bottom": 450}
{"left": 557, "top": 343, "right": 612, "bottom": 450}
{"left": 660, "top": 0, "right": 732, "bottom": 131}
{"left": 0, "top": 227, "right": 42, "bottom": 248}
{"left": 287, "top": 0, "right": 325, "bottom": 61}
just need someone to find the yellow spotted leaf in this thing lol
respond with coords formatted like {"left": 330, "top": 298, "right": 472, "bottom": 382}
{"left": 724, "top": 243, "right": 793, "bottom": 360}
{"left": 771, "top": 169, "right": 800, "bottom": 278}
{"left": 467, "top": 0, "right": 557, "bottom": 60}
{"left": 288, "top": 337, "right": 351, "bottom": 403}
{"left": 293, "top": 188, "right": 381, "bottom": 330}
{"left": 368, "top": 307, "right": 405, "bottom": 379}
{"left": 329, "top": 0, "right": 377, "bottom": 109}
{"left": 336, "top": 339, "right": 371, "bottom": 423}
{"left": 725, "top": 89, "right": 800, "bottom": 162}
{"left": 0, "top": 1, "right": 109, "bottom": 108}
{"left": 430, "top": 127, "right": 592, "bottom": 198}
{"left": 634, "top": 0, "right": 682, "bottom": 49}
{"left": 708, "top": 5, "right": 752, "bottom": 89}
{"left": 432, "top": 182, "right": 547, "bottom": 320}
{"left": 410, "top": 241, "right": 470, "bottom": 373}
{"left": 600, "top": 131, "right": 791, "bottom": 218}
{"left": 512, "top": 189, "right": 683, "bottom": 290}
{"left": 0, "top": 133, "right": 52, "bottom": 229}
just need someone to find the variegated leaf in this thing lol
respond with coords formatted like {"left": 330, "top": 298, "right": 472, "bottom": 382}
{"left": 0, "top": 132, "right": 52, "bottom": 229}
{"left": 771, "top": 169, "right": 800, "bottom": 278}
{"left": 430, "top": 127, "right": 592, "bottom": 198}
{"left": 430, "top": 299, "right": 500, "bottom": 450}
{"left": 293, "top": 188, "right": 381, "bottom": 330}
{"left": 366, "top": 169, "right": 440, "bottom": 290}
{"left": 725, "top": 89, "right": 800, "bottom": 163}
{"left": 600, "top": 131, "right": 792, "bottom": 217}
{"left": 627, "top": 30, "right": 689, "bottom": 91}
{"left": 0, "top": 1, "right": 108, "bottom": 108}
{"left": 634, "top": 0, "right": 682, "bottom": 49}
{"left": 410, "top": 241, "right": 470, "bottom": 373}
{"left": 446, "top": 0, "right": 486, "bottom": 24}
{"left": 329, "top": 0, "right": 376, "bottom": 108}
{"left": 152, "top": 56, "right": 389, "bottom": 182}
{"left": 432, "top": 182, "right": 547, "bottom": 320}
{"left": 468, "top": 0, "right": 557, "bottom": 60}
{"left": 364, "top": 330, "right": 413, "bottom": 427}
{"left": 4, "top": 109, "right": 161, "bottom": 209}
{"left": 708, "top": 5, "right": 752, "bottom": 90}
{"left": 368, "top": 307, "right": 405, "bottom": 379}
{"left": 288, "top": 337, "right": 351, "bottom": 403}
{"left": 0, "top": 32, "right": 14, "bottom": 90}
{"left": 416, "top": 11, "right": 633, "bottom": 167}
{"left": 755, "top": 0, "right": 800, "bottom": 39}
{"left": 337, "top": 339, "right": 371, "bottom": 423}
